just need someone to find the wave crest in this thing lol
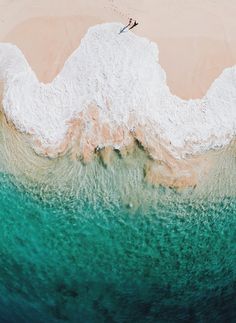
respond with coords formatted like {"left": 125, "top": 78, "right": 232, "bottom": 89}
{"left": 0, "top": 23, "right": 236, "bottom": 163}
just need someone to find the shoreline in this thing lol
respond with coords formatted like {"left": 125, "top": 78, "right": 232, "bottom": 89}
{"left": 1, "top": 1, "right": 236, "bottom": 99}
{"left": 1, "top": 23, "right": 236, "bottom": 155}
{"left": 0, "top": 22, "right": 236, "bottom": 190}
{"left": 1, "top": 1, "right": 236, "bottom": 189}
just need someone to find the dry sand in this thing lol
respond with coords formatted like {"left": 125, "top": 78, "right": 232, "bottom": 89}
{"left": 1, "top": 0, "right": 236, "bottom": 99}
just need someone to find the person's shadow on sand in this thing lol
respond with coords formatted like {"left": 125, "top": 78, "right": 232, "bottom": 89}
{"left": 119, "top": 18, "right": 138, "bottom": 34}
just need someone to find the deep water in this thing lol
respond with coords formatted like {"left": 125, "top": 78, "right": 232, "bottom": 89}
{"left": 0, "top": 168, "right": 236, "bottom": 323}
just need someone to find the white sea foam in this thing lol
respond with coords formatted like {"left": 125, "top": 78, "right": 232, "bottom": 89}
{"left": 0, "top": 23, "right": 236, "bottom": 158}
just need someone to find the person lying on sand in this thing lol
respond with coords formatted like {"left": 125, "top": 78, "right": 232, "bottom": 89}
{"left": 119, "top": 18, "right": 133, "bottom": 34}
{"left": 129, "top": 20, "right": 138, "bottom": 30}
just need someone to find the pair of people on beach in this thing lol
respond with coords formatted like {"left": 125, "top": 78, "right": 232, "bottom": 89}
{"left": 119, "top": 18, "right": 138, "bottom": 34}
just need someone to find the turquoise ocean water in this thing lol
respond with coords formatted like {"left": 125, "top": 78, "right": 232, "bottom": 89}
{"left": 0, "top": 142, "right": 236, "bottom": 322}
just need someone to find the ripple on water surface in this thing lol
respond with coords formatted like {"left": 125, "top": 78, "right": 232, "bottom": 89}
{"left": 0, "top": 145, "right": 236, "bottom": 323}
{"left": 0, "top": 112, "right": 235, "bottom": 322}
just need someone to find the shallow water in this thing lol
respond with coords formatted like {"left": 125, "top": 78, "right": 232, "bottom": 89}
{"left": 0, "top": 137, "right": 236, "bottom": 322}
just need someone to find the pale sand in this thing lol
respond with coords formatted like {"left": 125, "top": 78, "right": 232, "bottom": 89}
{"left": 1, "top": 0, "right": 236, "bottom": 98}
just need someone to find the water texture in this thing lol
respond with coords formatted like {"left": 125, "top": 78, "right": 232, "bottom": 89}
{"left": 0, "top": 151, "right": 235, "bottom": 322}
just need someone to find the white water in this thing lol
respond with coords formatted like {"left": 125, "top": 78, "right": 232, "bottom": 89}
{"left": 0, "top": 23, "right": 236, "bottom": 157}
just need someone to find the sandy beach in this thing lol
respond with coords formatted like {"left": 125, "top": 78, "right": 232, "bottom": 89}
{"left": 1, "top": 0, "right": 236, "bottom": 99}
{"left": 1, "top": 3, "right": 236, "bottom": 322}
{"left": 1, "top": 0, "right": 236, "bottom": 189}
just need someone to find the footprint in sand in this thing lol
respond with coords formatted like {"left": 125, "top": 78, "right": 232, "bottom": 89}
{"left": 106, "top": 0, "right": 130, "bottom": 19}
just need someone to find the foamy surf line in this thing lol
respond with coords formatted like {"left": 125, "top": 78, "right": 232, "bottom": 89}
{"left": 0, "top": 23, "right": 236, "bottom": 161}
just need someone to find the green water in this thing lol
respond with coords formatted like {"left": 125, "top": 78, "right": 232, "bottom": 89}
{"left": 0, "top": 159, "right": 236, "bottom": 322}
{"left": 0, "top": 138, "right": 235, "bottom": 322}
